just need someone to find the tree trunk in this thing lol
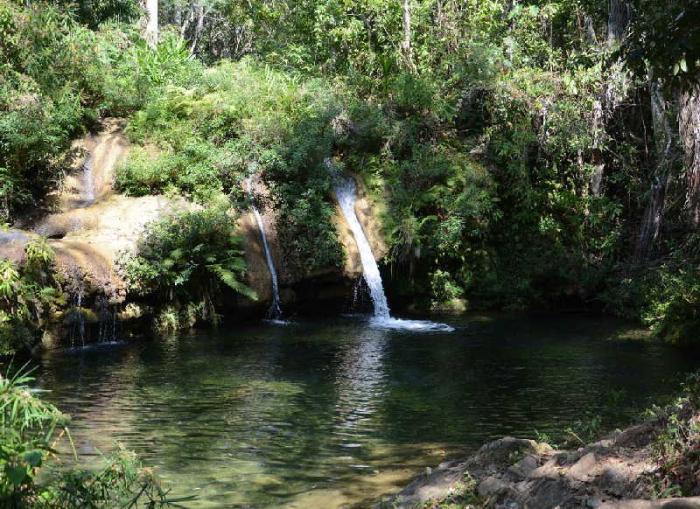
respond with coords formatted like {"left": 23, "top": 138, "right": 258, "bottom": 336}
{"left": 589, "top": 98, "right": 605, "bottom": 196}
{"left": 679, "top": 81, "right": 700, "bottom": 227}
{"left": 143, "top": 0, "right": 158, "bottom": 48}
{"left": 588, "top": 1, "right": 630, "bottom": 195}
{"left": 607, "top": 0, "right": 630, "bottom": 45}
{"left": 174, "top": 3, "right": 182, "bottom": 27}
{"left": 636, "top": 77, "right": 673, "bottom": 260}
{"left": 401, "top": 0, "right": 415, "bottom": 71}
{"left": 190, "top": 3, "right": 205, "bottom": 54}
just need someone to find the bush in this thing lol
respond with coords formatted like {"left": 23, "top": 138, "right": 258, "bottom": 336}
{"left": 0, "top": 238, "right": 64, "bottom": 355}
{"left": 116, "top": 59, "right": 347, "bottom": 274}
{"left": 121, "top": 206, "right": 255, "bottom": 329}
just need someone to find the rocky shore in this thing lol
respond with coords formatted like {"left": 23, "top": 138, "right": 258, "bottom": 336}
{"left": 382, "top": 405, "right": 700, "bottom": 509}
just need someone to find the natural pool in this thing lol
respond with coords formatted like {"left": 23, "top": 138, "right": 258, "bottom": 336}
{"left": 36, "top": 313, "right": 700, "bottom": 508}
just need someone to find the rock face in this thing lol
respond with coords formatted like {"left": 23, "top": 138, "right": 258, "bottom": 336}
{"left": 381, "top": 417, "right": 700, "bottom": 509}
{"left": 2, "top": 119, "right": 390, "bottom": 339}
{"left": 241, "top": 174, "right": 387, "bottom": 314}
{"left": 1, "top": 119, "right": 193, "bottom": 300}
{"left": 334, "top": 175, "right": 387, "bottom": 278}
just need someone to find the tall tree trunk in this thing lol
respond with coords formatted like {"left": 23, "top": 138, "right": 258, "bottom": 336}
{"left": 589, "top": 0, "right": 630, "bottom": 195}
{"left": 636, "top": 77, "right": 674, "bottom": 260}
{"left": 143, "top": 0, "right": 158, "bottom": 48}
{"left": 607, "top": 0, "right": 630, "bottom": 45}
{"left": 190, "top": 2, "right": 205, "bottom": 54}
{"left": 679, "top": 81, "right": 700, "bottom": 227}
{"left": 174, "top": 3, "right": 182, "bottom": 27}
{"left": 401, "top": 0, "right": 415, "bottom": 71}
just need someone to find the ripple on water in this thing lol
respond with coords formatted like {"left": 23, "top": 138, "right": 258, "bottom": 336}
{"left": 33, "top": 314, "right": 700, "bottom": 508}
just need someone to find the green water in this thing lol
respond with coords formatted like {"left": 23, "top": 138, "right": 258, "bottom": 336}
{"left": 36, "top": 313, "right": 699, "bottom": 508}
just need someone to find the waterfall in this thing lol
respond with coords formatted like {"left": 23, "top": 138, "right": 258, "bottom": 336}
{"left": 330, "top": 165, "right": 454, "bottom": 332}
{"left": 251, "top": 204, "right": 283, "bottom": 320}
{"left": 82, "top": 149, "right": 96, "bottom": 205}
{"left": 334, "top": 177, "right": 391, "bottom": 319}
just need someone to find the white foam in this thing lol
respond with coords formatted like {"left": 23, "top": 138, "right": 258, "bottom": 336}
{"left": 369, "top": 317, "right": 455, "bottom": 332}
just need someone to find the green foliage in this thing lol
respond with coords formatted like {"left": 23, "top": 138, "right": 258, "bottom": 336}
{"left": 649, "top": 372, "right": 700, "bottom": 497}
{"left": 116, "top": 59, "right": 346, "bottom": 274}
{"left": 0, "top": 365, "right": 69, "bottom": 501}
{"left": 0, "top": 238, "right": 63, "bottom": 356}
{"left": 121, "top": 206, "right": 255, "bottom": 330}
{"left": 606, "top": 261, "right": 700, "bottom": 345}
{"left": 0, "top": 1, "right": 201, "bottom": 220}
{"left": 622, "top": 0, "right": 700, "bottom": 85}
{"left": 0, "top": 364, "right": 188, "bottom": 508}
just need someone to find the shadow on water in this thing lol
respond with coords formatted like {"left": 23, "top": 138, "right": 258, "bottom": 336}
{"left": 35, "top": 313, "right": 700, "bottom": 508}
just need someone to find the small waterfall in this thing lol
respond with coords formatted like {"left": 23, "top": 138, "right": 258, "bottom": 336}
{"left": 96, "top": 296, "right": 119, "bottom": 343}
{"left": 247, "top": 179, "right": 284, "bottom": 321}
{"left": 82, "top": 149, "right": 96, "bottom": 205}
{"left": 69, "top": 287, "right": 87, "bottom": 348}
{"left": 334, "top": 177, "right": 391, "bottom": 319}
{"left": 329, "top": 163, "right": 454, "bottom": 332}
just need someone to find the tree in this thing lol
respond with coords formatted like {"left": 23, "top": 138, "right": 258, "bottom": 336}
{"left": 143, "top": 0, "right": 158, "bottom": 47}
{"left": 623, "top": 0, "right": 700, "bottom": 228}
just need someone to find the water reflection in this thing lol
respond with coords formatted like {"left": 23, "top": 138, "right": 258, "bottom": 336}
{"left": 334, "top": 328, "right": 388, "bottom": 443}
{"left": 35, "top": 313, "right": 700, "bottom": 508}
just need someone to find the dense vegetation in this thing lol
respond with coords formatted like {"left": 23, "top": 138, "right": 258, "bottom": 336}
{"left": 120, "top": 206, "right": 255, "bottom": 332}
{"left": 0, "top": 364, "right": 189, "bottom": 507}
{"left": 1, "top": 0, "right": 699, "bottom": 342}
{"left": 0, "top": 238, "right": 63, "bottom": 355}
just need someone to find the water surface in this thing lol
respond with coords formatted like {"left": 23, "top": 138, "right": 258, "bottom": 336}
{"left": 37, "top": 313, "right": 699, "bottom": 508}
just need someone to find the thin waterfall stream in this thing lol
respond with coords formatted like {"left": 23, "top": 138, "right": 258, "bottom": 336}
{"left": 330, "top": 165, "right": 453, "bottom": 331}
{"left": 81, "top": 141, "right": 96, "bottom": 205}
{"left": 247, "top": 179, "right": 285, "bottom": 321}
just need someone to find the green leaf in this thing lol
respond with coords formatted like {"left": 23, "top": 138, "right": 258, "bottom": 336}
{"left": 7, "top": 465, "right": 27, "bottom": 486}
{"left": 23, "top": 450, "right": 43, "bottom": 468}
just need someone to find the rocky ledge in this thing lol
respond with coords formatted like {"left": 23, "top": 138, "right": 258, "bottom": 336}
{"left": 382, "top": 409, "right": 700, "bottom": 509}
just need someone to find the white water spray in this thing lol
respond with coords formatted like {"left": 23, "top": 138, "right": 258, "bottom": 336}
{"left": 247, "top": 179, "right": 284, "bottom": 321}
{"left": 329, "top": 164, "right": 453, "bottom": 332}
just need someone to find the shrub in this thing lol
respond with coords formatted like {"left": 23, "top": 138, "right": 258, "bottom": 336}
{"left": 121, "top": 207, "right": 256, "bottom": 329}
{"left": 0, "top": 238, "right": 63, "bottom": 356}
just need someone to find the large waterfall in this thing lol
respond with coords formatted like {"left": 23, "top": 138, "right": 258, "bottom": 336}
{"left": 248, "top": 180, "right": 282, "bottom": 321}
{"left": 331, "top": 170, "right": 453, "bottom": 332}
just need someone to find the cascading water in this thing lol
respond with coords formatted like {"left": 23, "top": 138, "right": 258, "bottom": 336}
{"left": 247, "top": 179, "right": 285, "bottom": 322}
{"left": 82, "top": 148, "right": 96, "bottom": 205}
{"left": 334, "top": 177, "right": 391, "bottom": 319}
{"left": 330, "top": 165, "right": 453, "bottom": 332}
